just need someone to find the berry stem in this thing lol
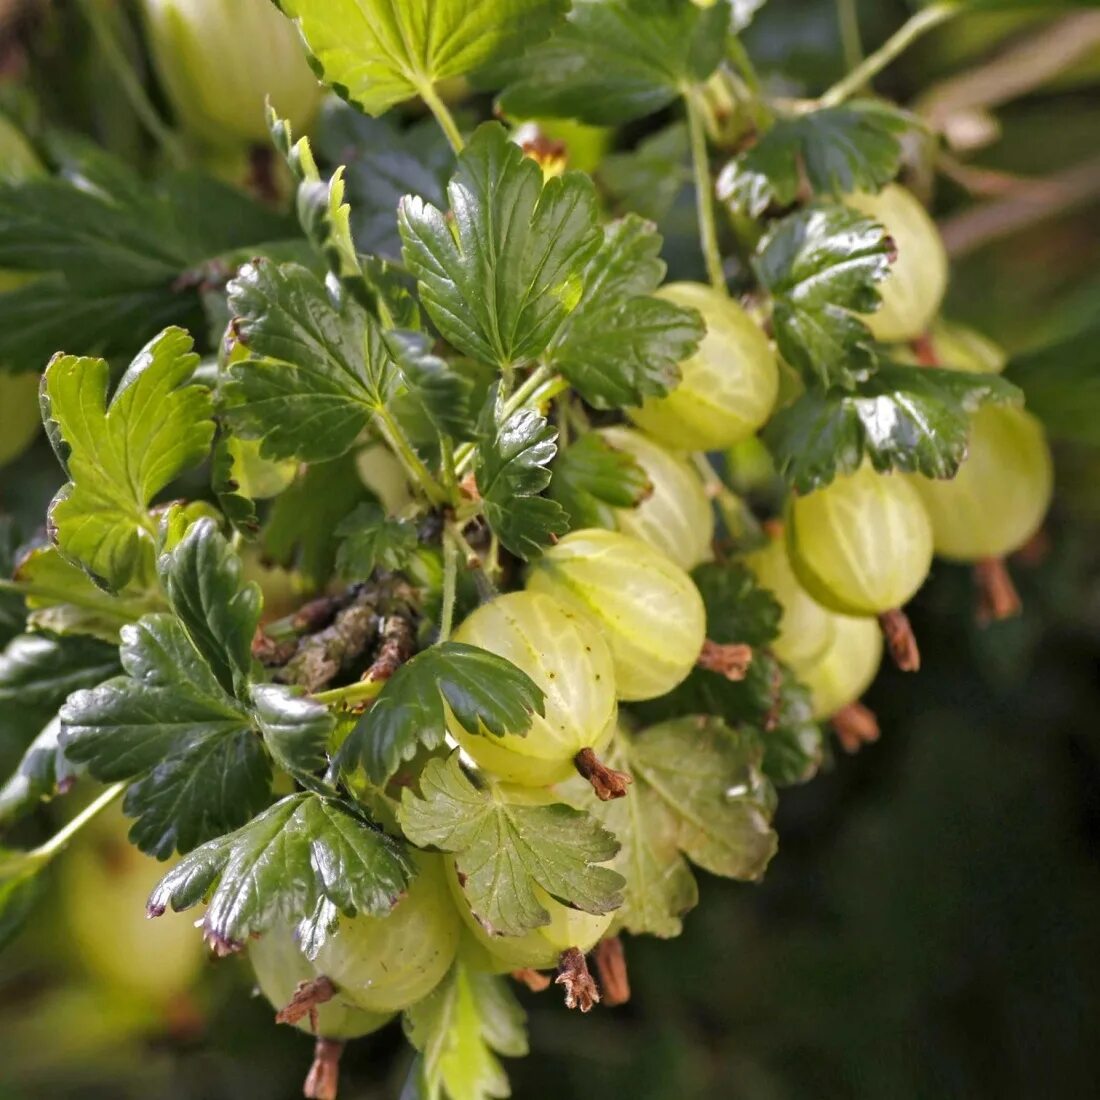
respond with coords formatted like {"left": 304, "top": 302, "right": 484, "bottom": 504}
{"left": 593, "top": 937, "right": 631, "bottom": 1007}
{"left": 832, "top": 701, "right": 881, "bottom": 754}
{"left": 555, "top": 948, "right": 600, "bottom": 1012}
{"left": 303, "top": 1038, "right": 344, "bottom": 1100}
{"left": 974, "top": 557, "right": 1022, "bottom": 624}
{"left": 819, "top": 3, "right": 959, "bottom": 108}
{"left": 512, "top": 968, "right": 552, "bottom": 993}
{"left": 574, "top": 748, "right": 632, "bottom": 801}
{"left": 419, "top": 82, "right": 465, "bottom": 154}
{"left": 439, "top": 530, "right": 460, "bottom": 642}
{"left": 835, "top": 0, "right": 864, "bottom": 72}
{"left": 685, "top": 88, "right": 728, "bottom": 294}
{"left": 878, "top": 608, "right": 921, "bottom": 672}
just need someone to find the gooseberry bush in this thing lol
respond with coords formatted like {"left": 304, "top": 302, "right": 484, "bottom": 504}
{"left": 0, "top": 0, "right": 1083, "bottom": 1097}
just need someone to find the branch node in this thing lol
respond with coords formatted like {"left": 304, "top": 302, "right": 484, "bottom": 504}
{"left": 878, "top": 609, "right": 921, "bottom": 672}
{"left": 593, "top": 937, "right": 631, "bottom": 1007}
{"left": 574, "top": 748, "right": 632, "bottom": 801}
{"left": 555, "top": 947, "right": 600, "bottom": 1012}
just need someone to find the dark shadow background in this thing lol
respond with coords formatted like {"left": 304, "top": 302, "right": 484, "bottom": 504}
{"left": 2, "top": 1, "right": 1100, "bottom": 1097}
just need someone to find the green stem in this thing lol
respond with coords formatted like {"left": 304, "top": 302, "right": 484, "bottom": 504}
{"left": 727, "top": 36, "right": 764, "bottom": 99}
{"left": 439, "top": 531, "right": 459, "bottom": 642}
{"left": 685, "top": 89, "right": 727, "bottom": 295}
{"left": 420, "top": 82, "right": 465, "bottom": 155}
{"left": 75, "top": 0, "right": 188, "bottom": 169}
{"left": 819, "top": 2, "right": 959, "bottom": 108}
{"left": 29, "top": 782, "right": 126, "bottom": 867}
{"left": 312, "top": 679, "right": 386, "bottom": 709}
{"left": 374, "top": 407, "right": 448, "bottom": 506}
{"left": 836, "top": 0, "right": 864, "bottom": 72}
{"left": 691, "top": 453, "right": 764, "bottom": 550}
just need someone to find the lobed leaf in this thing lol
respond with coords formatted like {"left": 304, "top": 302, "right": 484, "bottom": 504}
{"left": 148, "top": 792, "right": 412, "bottom": 952}
{"left": 334, "top": 502, "right": 417, "bottom": 581}
{"left": 340, "top": 642, "right": 545, "bottom": 786}
{"left": 399, "top": 754, "right": 624, "bottom": 936}
{"left": 549, "top": 433, "right": 652, "bottom": 531}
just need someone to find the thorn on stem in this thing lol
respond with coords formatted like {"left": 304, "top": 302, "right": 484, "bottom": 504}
{"left": 574, "top": 748, "right": 632, "bottom": 801}
{"left": 303, "top": 1037, "right": 344, "bottom": 1100}
{"left": 831, "top": 702, "right": 881, "bottom": 754}
{"left": 697, "top": 640, "right": 754, "bottom": 681}
{"left": 275, "top": 976, "right": 336, "bottom": 1031}
{"left": 555, "top": 947, "right": 600, "bottom": 1012}
{"left": 878, "top": 609, "right": 920, "bottom": 672}
{"left": 973, "top": 557, "right": 1022, "bottom": 624}
{"left": 511, "top": 968, "right": 551, "bottom": 993}
{"left": 593, "top": 937, "right": 631, "bottom": 1007}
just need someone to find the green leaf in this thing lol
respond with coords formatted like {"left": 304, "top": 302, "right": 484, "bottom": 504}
{"left": 158, "top": 518, "right": 261, "bottom": 698}
{"left": 0, "top": 153, "right": 294, "bottom": 373}
{"left": 493, "top": 0, "right": 731, "bottom": 124}
{"left": 261, "top": 453, "right": 373, "bottom": 588}
{"left": 340, "top": 642, "right": 545, "bottom": 786}
{"left": 0, "top": 631, "right": 119, "bottom": 714}
{"left": 276, "top": 0, "right": 568, "bottom": 116}
{"left": 315, "top": 107, "right": 451, "bottom": 262}
{"left": 212, "top": 435, "right": 260, "bottom": 539}
{"left": 549, "top": 215, "right": 704, "bottom": 409}
{"left": 0, "top": 718, "right": 72, "bottom": 827}
{"left": 59, "top": 614, "right": 268, "bottom": 858}
{"left": 13, "top": 546, "right": 153, "bottom": 643}
{"left": 223, "top": 260, "right": 398, "bottom": 463}
{"left": 41, "top": 328, "right": 215, "bottom": 589}
{"left": 251, "top": 683, "right": 334, "bottom": 778}
{"left": 762, "top": 365, "right": 1023, "bottom": 493}
{"left": 583, "top": 719, "right": 776, "bottom": 938}
{"left": 335, "top": 503, "right": 417, "bottom": 581}
{"left": 386, "top": 330, "right": 475, "bottom": 444}
{"left": 717, "top": 101, "right": 912, "bottom": 216}
{"left": 691, "top": 561, "right": 782, "bottom": 648}
{"left": 753, "top": 203, "right": 893, "bottom": 389}
{"left": 148, "top": 792, "right": 412, "bottom": 952}
{"left": 399, "top": 754, "right": 623, "bottom": 936}
{"left": 549, "top": 433, "right": 651, "bottom": 530}
{"left": 599, "top": 124, "right": 690, "bottom": 223}
{"left": 399, "top": 123, "right": 601, "bottom": 370}
{"left": 474, "top": 389, "right": 569, "bottom": 560}
{"left": 404, "top": 962, "right": 528, "bottom": 1100}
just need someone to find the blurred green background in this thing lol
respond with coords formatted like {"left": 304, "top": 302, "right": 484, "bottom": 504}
{"left": 3, "top": 1, "right": 1100, "bottom": 1097}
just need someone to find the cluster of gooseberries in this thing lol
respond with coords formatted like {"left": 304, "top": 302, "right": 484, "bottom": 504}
{"left": 238, "top": 182, "right": 1052, "bottom": 1097}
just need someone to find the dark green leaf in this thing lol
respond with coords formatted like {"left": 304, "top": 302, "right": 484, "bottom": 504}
{"left": 276, "top": 0, "right": 568, "bottom": 116}
{"left": 399, "top": 123, "right": 601, "bottom": 369}
{"left": 158, "top": 518, "right": 261, "bottom": 698}
{"left": 315, "top": 106, "right": 452, "bottom": 262}
{"left": 599, "top": 124, "right": 691, "bottom": 223}
{"left": 763, "top": 365, "right": 1023, "bottom": 493}
{"left": 493, "top": 0, "right": 731, "bottom": 124}
{"left": 404, "top": 962, "right": 528, "bottom": 1100}
{"left": 261, "top": 453, "right": 372, "bottom": 588}
{"left": 474, "top": 390, "right": 569, "bottom": 560}
{"left": 0, "top": 851, "right": 46, "bottom": 952}
{"left": 549, "top": 434, "right": 651, "bottom": 530}
{"left": 212, "top": 435, "right": 260, "bottom": 538}
{"left": 340, "top": 642, "right": 545, "bottom": 785}
{"left": 0, "top": 718, "right": 72, "bottom": 827}
{"left": 0, "top": 631, "right": 119, "bottom": 713}
{"left": 717, "top": 101, "right": 912, "bottom": 216}
{"left": 753, "top": 203, "right": 893, "bottom": 389}
{"left": 691, "top": 560, "right": 782, "bottom": 648}
{"left": 147, "top": 792, "right": 412, "bottom": 952}
{"left": 386, "top": 330, "right": 475, "bottom": 444}
{"left": 550, "top": 215, "right": 704, "bottom": 409}
{"left": 335, "top": 503, "right": 417, "bottom": 581}
{"left": 41, "top": 328, "right": 216, "bottom": 589}
{"left": 399, "top": 754, "right": 623, "bottom": 936}
{"left": 250, "top": 683, "right": 334, "bottom": 777}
